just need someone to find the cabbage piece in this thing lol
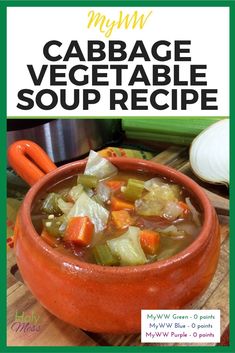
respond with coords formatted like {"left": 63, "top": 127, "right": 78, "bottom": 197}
{"left": 107, "top": 226, "right": 147, "bottom": 266}
{"left": 144, "top": 177, "right": 165, "bottom": 191}
{"left": 69, "top": 184, "right": 94, "bottom": 201}
{"left": 84, "top": 150, "right": 117, "bottom": 179}
{"left": 68, "top": 184, "right": 83, "bottom": 202}
{"left": 170, "top": 184, "right": 181, "bottom": 199}
{"left": 135, "top": 199, "right": 165, "bottom": 216}
{"left": 144, "top": 184, "right": 180, "bottom": 202}
{"left": 185, "top": 197, "right": 201, "bottom": 226}
{"left": 84, "top": 188, "right": 94, "bottom": 198}
{"left": 57, "top": 198, "right": 73, "bottom": 215}
{"left": 91, "top": 194, "right": 105, "bottom": 207}
{"left": 67, "top": 191, "right": 109, "bottom": 232}
{"left": 96, "top": 181, "right": 111, "bottom": 203}
{"left": 135, "top": 184, "right": 181, "bottom": 217}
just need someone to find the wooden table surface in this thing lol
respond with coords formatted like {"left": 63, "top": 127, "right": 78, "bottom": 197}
{"left": 7, "top": 146, "right": 229, "bottom": 347}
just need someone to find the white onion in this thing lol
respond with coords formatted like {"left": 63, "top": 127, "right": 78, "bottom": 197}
{"left": 190, "top": 119, "right": 229, "bottom": 185}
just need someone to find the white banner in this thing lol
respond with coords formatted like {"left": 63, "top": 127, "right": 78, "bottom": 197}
{"left": 7, "top": 7, "right": 229, "bottom": 116}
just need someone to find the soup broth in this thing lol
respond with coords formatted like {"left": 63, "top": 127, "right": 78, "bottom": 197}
{"left": 32, "top": 161, "right": 202, "bottom": 267}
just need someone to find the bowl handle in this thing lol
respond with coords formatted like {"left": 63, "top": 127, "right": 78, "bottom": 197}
{"left": 8, "top": 140, "right": 57, "bottom": 186}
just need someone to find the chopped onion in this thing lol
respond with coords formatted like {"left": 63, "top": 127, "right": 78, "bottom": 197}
{"left": 190, "top": 119, "right": 229, "bottom": 185}
{"left": 84, "top": 150, "right": 117, "bottom": 179}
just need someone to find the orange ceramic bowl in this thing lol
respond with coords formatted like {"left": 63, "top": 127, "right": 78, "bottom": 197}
{"left": 8, "top": 141, "right": 220, "bottom": 334}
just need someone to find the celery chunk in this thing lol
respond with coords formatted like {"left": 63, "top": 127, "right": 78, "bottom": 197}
{"left": 78, "top": 175, "right": 98, "bottom": 188}
{"left": 92, "top": 244, "right": 118, "bottom": 266}
{"left": 123, "top": 179, "right": 144, "bottom": 201}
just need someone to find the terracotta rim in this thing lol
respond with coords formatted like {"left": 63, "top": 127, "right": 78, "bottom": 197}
{"left": 20, "top": 158, "right": 214, "bottom": 276}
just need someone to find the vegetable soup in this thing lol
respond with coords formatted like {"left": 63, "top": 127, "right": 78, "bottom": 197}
{"left": 32, "top": 151, "right": 202, "bottom": 266}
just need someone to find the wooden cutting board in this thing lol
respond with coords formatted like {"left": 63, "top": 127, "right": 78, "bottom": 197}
{"left": 7, "top": 146, "right": 229, "bottom": 347}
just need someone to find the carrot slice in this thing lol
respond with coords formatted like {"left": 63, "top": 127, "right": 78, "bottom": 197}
{"left": 140, "top": 229, "right": 160, "bottom": 255}
{"left": 105, "top": 180, "right": 125, "bottom": 190}
{"left": 111, "top": 210, "right": 134, "bottom": 229}
{"left": 41, "top": 228, "right": 59, "bottom": 248}
{"left": 110, "top": 196, "right": 135, "bottom": 211}
{"left": 64, "top": 216, "right": 94, "bottom": 246}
